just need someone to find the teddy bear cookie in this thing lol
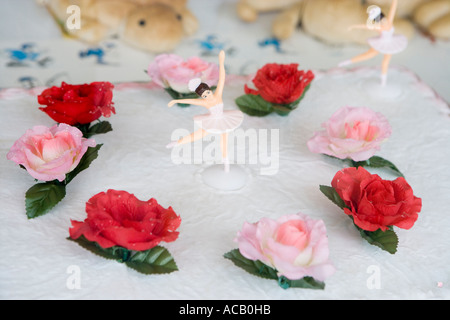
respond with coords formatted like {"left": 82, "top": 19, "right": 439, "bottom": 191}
{"left": 40, "top": 0, "right": 199, "bottom": 53}
{"left": 235, "top": 0, "right": 415, "bottom": 44}
{"left": 236, "top": 0, "right": 305, "bottom": 40}
{"left": 301, "top": 0, "right": 415, "bottom": 45}
{"left": 413, "top": 0, "right": 450, "bottom": 40}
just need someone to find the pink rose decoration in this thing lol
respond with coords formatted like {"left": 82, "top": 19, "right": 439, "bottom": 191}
{"left": 7, "top": 124, "right": 96, "bottom": 182}
{"left": 147, "top": 54, "right": 220, "bottom": 93}
{"left": 236, "top": 213, "right": 335, "bottom": 282}
{"left": 307, "top": 106, "right": 392, "bottom": 162}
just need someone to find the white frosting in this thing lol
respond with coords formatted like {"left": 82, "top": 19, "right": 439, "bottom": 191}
{"left": 0, "top": 67, "right": 449, "bottom": 299}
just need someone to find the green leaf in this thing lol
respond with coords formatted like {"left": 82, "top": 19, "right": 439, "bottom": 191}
{"left": 68, "top": 235, "right": 131, "bottom": 262}
{"left": 84, "top": 121, "right": 113, "bottom": 138}
{"left": 74, "top": 123, "right": 91, "bottom": 137}
{"left": 67, "top": 236, "right": 178, "bottom": 274}
{"left": 126, "top": 246, "right": 178, "bottom": 275}
{"left": 65, "top": 144, "right": 103, "bottom": 184}
{"left": 235, "top": 84, "right": 310, "bottom": 117}
{"left": 235, "top": 94, "right": 274, "bottom": 117}
{"left": 68, "top": 236, "right": 178, "bottom": 274}
{"left": 356, "top": 225, "right": 399, "bottom": 254}
{"left": 323, "top": 154, "right": 404, "bottom": 178}
{"left": 224, "top": 249, "right": 278, "bottom": 280}
{"left": 278, "top": 276, "right": 325, "bottom": 290}
{"left": 225, "top": 249, "right": 325, "bottom": 290}
{"left": 272, "top": 104, "right": 294, "bottom": 116}
{"left": 319, "top": 185, "right": 348, "bottom": 210}
{"left": 25, "top": 181, "right": 66, "bottom": 219}
{"left": 359, "top": 156, "right": 404, "bottom": 178}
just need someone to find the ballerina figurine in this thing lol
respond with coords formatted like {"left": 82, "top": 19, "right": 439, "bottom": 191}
{"left": 167, "top": 50, "right": 244, "bottom": 173}
{"left": 339, "top": 0, "right": 408, "bottom": 86}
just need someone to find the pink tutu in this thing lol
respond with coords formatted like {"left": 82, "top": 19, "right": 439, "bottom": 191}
{"left": 367, "top": 27, "right": 408, "bottom": 55}
{"left": 194, "top": 103, "right": 244, "bottom": 134}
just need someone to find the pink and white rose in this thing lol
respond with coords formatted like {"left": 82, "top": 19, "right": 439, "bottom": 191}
{"left": 236, "top": 213, "right": 335, "bottom": 282}
{"left": 7, "top": 124, "right": 96, "bottom": 182}
{"left": 307, "top": 106, "right": 392, "bottom": 162}
{"left": 147, "top": 54, "right": 220, "bottom": 93}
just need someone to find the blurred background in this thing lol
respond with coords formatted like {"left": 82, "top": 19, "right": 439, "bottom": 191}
{"left": 0, "top": 0, "right": 449, "bottom": 102}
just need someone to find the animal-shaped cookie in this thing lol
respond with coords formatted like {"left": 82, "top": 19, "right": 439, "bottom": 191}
{"left": 40, "top": 0, "right": 199, "bottom": 52}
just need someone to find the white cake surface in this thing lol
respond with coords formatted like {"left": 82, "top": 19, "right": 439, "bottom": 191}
{"left": 0, "top": 66, "right": 449, "bottom": 299}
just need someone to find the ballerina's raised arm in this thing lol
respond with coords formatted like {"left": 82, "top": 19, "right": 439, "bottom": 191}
{"left": 213, "top": 50, "right": 226, "bottom": 100}
{"left": 387, "top": 0, "right": 398, "bottom": 26}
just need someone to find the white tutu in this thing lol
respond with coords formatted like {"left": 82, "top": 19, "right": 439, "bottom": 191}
{"left": 194, "top": 103, "right": 244, "bottom": 134}
{"left": 367, "top": 27, "right": 408, "bottom": 55}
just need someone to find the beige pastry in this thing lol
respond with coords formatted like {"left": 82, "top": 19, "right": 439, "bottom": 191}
{"left": 236, "top": 0, "right": 414, "bottom": 44}
{"left": 302, "top": 0, "right": 378, "bottom": 45}
{"left": 236, "top": 0, "right": 301, "bottom": 22}
{"left": 122, "top": 4, "right": 186, "bottom": 53}
{"left": 39, "top": 0, "right": 199, "bottom": 53}
{"left": 301, "top": 0, "right": 414, "bottom": 45}
{"left": 413, "top": 0, "right": 450, "bottom": 39}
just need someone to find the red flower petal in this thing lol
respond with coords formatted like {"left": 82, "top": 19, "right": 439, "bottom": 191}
{"left": 69, "top": 190, "right": 181, "bottom": 251}
{"left": 331, "top": 167, "right": 421, "bottom": 232}
{"left": 331, "top": 167, "right": 373, "bottom": 205}
{"left": 245, "top": 63, "right": 314, "bottom": 105}
{"left": 37, "top": 81, "right": 115, "bottom": 125}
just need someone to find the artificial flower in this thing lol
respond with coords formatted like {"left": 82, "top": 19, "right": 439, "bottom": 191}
{"left": 320, "top": 166, "right": 422, "bottom": 253}
{"left": 69, "top": 190, "right": 181, "bottom": 274}
{"left": 331, "top": 166, "right": 421, "bottom": 232}
{"left": 7, "top": 124, "right": 96, "bottom": 182}
{"left": 69, "top": 189, "right": 181, "bottom": 251}
{"left": 38, "top": 81, "right": 115, "bottom": 126}
{"left": 236, "top": 63, "right": 314, "bottom": 116}
{"left": 147, "top": 54, "right": 219, "bottom": 106}
{"left": 225, "top": 213, "right": 334, "bottom": 289}
{"left": 7, "top": 124, "right": 101, "bottom": 219}
{"left": 245, "top": 63, "right": 314, "bottom": 105}
{"left": 307, "top": 106, "right": 391, "bottom": 162}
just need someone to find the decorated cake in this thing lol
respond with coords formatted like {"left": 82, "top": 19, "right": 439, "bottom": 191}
{"left": 1, "top": 60, "right": 449, "bottom": 299}
{"left": 0, "top": 0, "right": 449, "bottom": 301}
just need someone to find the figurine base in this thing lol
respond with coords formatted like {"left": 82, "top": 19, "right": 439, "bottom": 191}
{"left": 201, "top": 164, "right": 248, "bottom": 191}
{"left": 360, "top": 77, "right": 404, "bottom": 101}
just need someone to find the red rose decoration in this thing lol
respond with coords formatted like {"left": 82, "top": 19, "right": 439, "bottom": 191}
{"left": 38, "top": 81, "right": 115, "bottom": 125}
{"left": 244, "top": 63, "right": 314, "bottom": 105}
{"left": 69, "top": 190, "right": 181, "bottom": 251}
{"left": 331, "top": 167, "right": 422, "bottom": 232}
